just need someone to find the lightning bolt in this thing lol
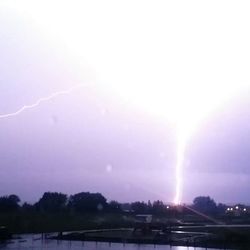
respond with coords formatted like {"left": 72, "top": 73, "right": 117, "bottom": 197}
{"left": 0, "top": 84, "right": 86, "bottom": 119}
{"left": 173, "top": 134, "right": 186, "bottom": 205}
{"left": 173, "top": 122, "right": 191, "bottom": 205}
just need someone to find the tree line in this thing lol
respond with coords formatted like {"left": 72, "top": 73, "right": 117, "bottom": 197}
{"left": 0, "top": 192, "right": 235, "bottom": 216}
{"left": 0, "top": 192, "right": 173, "bottom": 215}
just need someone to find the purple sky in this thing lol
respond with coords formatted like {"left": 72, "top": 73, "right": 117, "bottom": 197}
{"left": 1, "top": 2, "right": 250, "bottom": 204}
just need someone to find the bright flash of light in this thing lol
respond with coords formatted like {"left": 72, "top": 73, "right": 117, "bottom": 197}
{"left": 4, "top": 1, "right": 250, "bottom": 203}
{"left": 174, "top": 130, "right": 187, "bottom": 205}
{"left": 0, "top": 84, "right": 85, "bottom": 119}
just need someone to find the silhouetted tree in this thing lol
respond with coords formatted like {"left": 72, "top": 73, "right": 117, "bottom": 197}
{"left": 108, "top": 200, "right": 121, "bottom": 212}
{"left": 147, "top": 200, "right": 152, "bottom": 212}
{"left": 131, "top": 201, "right": 148, "bottom": 214}
{"left": 8, "top": 194, "right": 20, "bottom": 204}
{"left": 193, "top": 196, "right": 217, "bottom": 214}
{"left": 22, "top": 202, "right": 35, "bottom": 212}
{"left": 0, "top": 194, "right": 20, "bottom": 212}
{"left": 120, "top": 203, "right": 132, "bottom": 212}
{"left": 152, "top": 200, "right": 167, "bottom": 214}
{"left": 68, "top": 192, "right": 107, "bottom": 213}
{"left": 36, "top": 192, "right": 67, "bottom": 212}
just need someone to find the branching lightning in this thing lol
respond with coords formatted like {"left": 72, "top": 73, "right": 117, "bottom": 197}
{"left": 0, "top": 84, "right": 86, "bottom": 119}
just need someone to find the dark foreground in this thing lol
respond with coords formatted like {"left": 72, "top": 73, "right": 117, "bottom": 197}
{"left": 53, "top": 225, "right": 250, "bottom": 249}
{"left": 0, "top": 235, "right": 221, "bottom": 250}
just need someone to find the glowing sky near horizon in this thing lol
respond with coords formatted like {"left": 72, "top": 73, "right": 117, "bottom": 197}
{"left": 1, "top": 1, "right": 250, "bottom": 203}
